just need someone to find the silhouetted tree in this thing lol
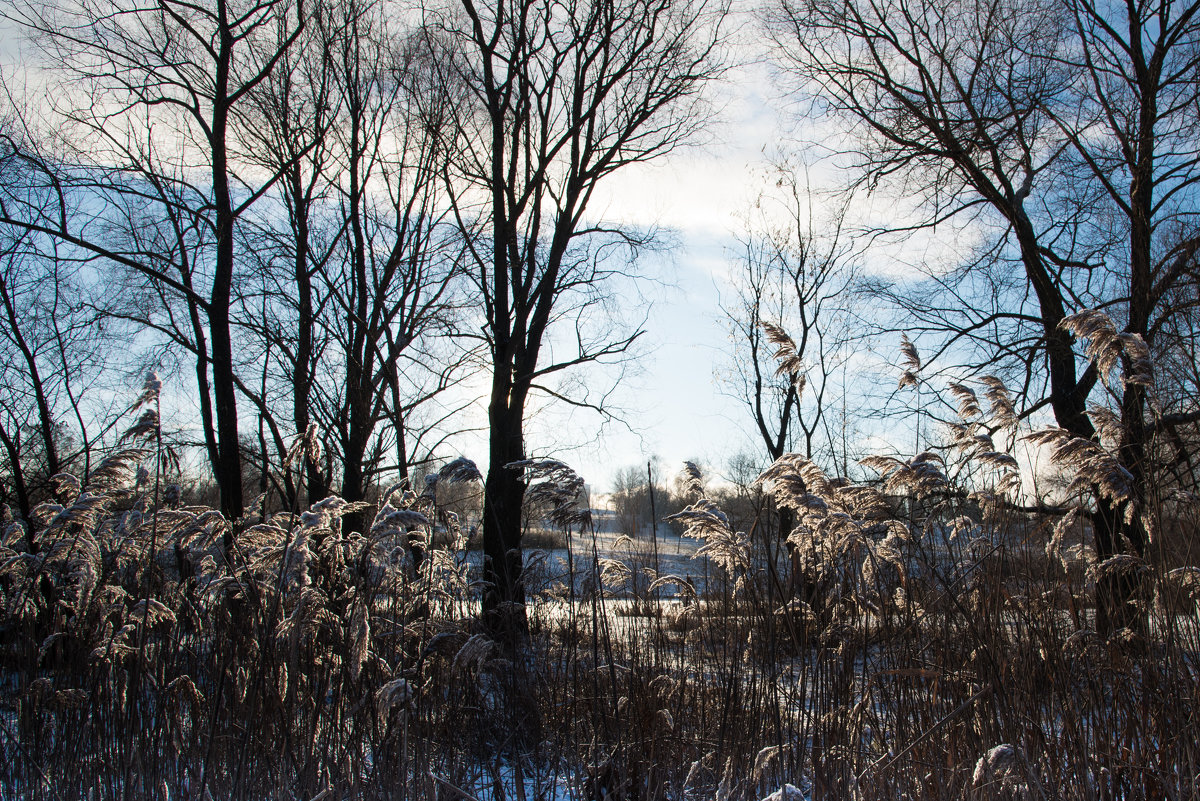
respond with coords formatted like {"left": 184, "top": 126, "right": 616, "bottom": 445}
{"left": 430, "top": 0, "right": 729, "bottom": 635}
{"left": 768, "top": 0, "right": 1200, "bottom": 631}
{"left": 1, "top": 0, "right": 307, "bottom": 522}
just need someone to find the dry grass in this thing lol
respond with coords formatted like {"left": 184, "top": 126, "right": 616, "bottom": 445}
{"left": 4, "top": 447, "right": 1198, "bottom": 800}
{"left": 3, "top": 324, "right": 1200, "bottom": 799}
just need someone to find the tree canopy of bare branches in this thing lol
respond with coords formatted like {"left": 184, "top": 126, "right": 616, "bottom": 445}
{"left": 767, "top": 0, "right": 1200, "bottom": 631}
{"left": 1, "top": 0, "right": 309, "bottom": 522}
{"left": 428, "top": 0, "right": 729, "bottom": 634}
{"left": 1, "top": 0, "right": 478, "bottom": 531}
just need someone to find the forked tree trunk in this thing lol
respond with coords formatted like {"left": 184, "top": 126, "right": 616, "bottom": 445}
{"left": 1013, "top": 207, "right": 1148, "bottom": 636}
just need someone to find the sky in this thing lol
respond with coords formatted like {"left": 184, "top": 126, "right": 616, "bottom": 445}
{"left": 499, "top": 52, "right": 994, "bottom": 493}
{"left": 494, "top": 53, "right": 947, "bottom": 494}
{"left": 0, "top": 4, "right": 815, "bottom": 495}
{"left": 493, "top": 60, "right": 827, "bottom": 493}
{"left": 1, "top": 10, "right": 919, "bottom": 497}
{"left": 0, "top": 0, "right": 1147, "bottom": 517}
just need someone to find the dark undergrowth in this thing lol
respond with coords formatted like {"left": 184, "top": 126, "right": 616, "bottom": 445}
{"left": 4, "top": 348, "right": 1200, "bottom": 800}
{"left": 2, "top": 442, "right": 1199, "bottom": 801}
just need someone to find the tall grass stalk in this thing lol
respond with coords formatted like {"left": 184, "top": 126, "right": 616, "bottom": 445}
{"left": 3, "top": 332, "right": 1200, "bottom": 798}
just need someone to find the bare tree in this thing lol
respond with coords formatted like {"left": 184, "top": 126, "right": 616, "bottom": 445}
{"left": 768, "top": 0, "right": 1093, "bottom": 433}
{"left": 721, "top": 166, "right": 859, "bottom": 472}
{"left": 1052, "top": 0, "right": 1200, "bottom": 592}
{"left": 429, "top": 0, "right": 729, "bottom": 634}
{"left": 235, "top": 0, "right": 474, "bottom": 527}
{"left": 0, "top": 232, "right": 117, "bottom": 521}
{"left": 234, "top": 0, "right": 339, "bottom": 508}
{"left": 1, "top": 0, "right": 307, "bottom": 522}
{"left": 2, "top": 0, "right": 482, "bottom": 536}
{"left": 719, "top": 166, "right": 860, "bottom": 610}
{"left": 0, "top": 243, "right": 63, "bottom": 515}
{"left": 767, "top": 0, "right": 1200, "bottom": 631}
{"left": 318, "top": 2, "right": 470, "bottom": 530}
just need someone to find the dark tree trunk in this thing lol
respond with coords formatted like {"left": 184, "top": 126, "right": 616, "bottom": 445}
{"left": 1095, "top": 29, "right": 1158, "bottom": 635}
{"left": 0, "top": 277, "right": 59, "bottom": 481}
{"left": 339, "top": 60, "right": 373, "bottom": 536}
{"left": 341, "top": 407, "right": 370, "bottom": 532}
{"left": 0, "top": 423, "right": 32, "bottom": 526}
{"left": 481, "top": 382, "right": 529, "bottom": 639}
{"left": 210, "top": 1, "right": 243, "bottom": 528}
{"left": 289, "top": 167, "right": 326, "bottom": 507}
{"left": 1013, "top": 193, "right": 1149, "bottom": 636}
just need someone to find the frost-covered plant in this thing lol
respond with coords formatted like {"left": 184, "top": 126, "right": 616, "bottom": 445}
{"left": 667, "top": 497, "right": 751, "bottom": 575}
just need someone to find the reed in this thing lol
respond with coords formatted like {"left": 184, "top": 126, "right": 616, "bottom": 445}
{"left": 2, "top": 322, "right": 1198, "bottom": 799}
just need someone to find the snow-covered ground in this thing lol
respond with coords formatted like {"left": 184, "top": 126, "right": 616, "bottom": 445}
{"left": 515, "top": 508, "right": 711, "bottom": 602}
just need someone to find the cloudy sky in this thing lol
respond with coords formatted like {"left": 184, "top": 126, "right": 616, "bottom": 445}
{"left": 2, "top": 11, "right": 915, "bottom": 495}
{"left": 521, "top": 53, "right": 963, "bottom": 493}
{"left": 510, "top": 60, "right": 831, "bottom": 492}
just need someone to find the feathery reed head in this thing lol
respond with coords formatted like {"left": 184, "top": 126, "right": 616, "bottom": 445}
{"left": 680, "top": 461, "right": 706, "bottom": 499}
{"left": 897, "top": 334, "right": 921, "bottom": 389}
{"left": 438, "top": 457, "right": 483, "bottom": 484}
{"left": 762, "top": 321, "right": 805, "bottom": 390}
{"left": 1061, "top": 309, "right": 1153, "bottom": 389}
{"left": 1024, "top": 427, "right": 1135, "bottom": 511}
{"left": 509, "top": 459, "right": 590, "bottom": 528}
{"left": 979, "top": 375, "right": 1019, "bottom": 429}
{"left": 860, "top": 452, "right": 948, "bottom": 498}
{"left": 973, "top": 743, "right": 1025, "bottom": 791}
{"left": 666, "top": 498, "right": 749, "bottom": 573}
{"left": 947, "top": 382, "right": 980, "bottom": 419}
{"left": 134, "top": 371, "right": 162, "bottom": 409}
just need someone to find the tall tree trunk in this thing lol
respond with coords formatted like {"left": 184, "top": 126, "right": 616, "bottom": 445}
{"left": 1099, "top": 40, "right": 1159, "bottom": 634}
{"left": 340, "top": 59, "right": 372, "bottom": 535}
{"left": 210, "top": 0, "right": 243, "bottom": 527}
{"left": 1014, "top": 201, "right": 1141, "bottom": 635}
{"left": 289, "top": 167, "right": 325, "bottom": 506}
{"left": 481, "top": 374, "right": 528, "bottom": 639}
